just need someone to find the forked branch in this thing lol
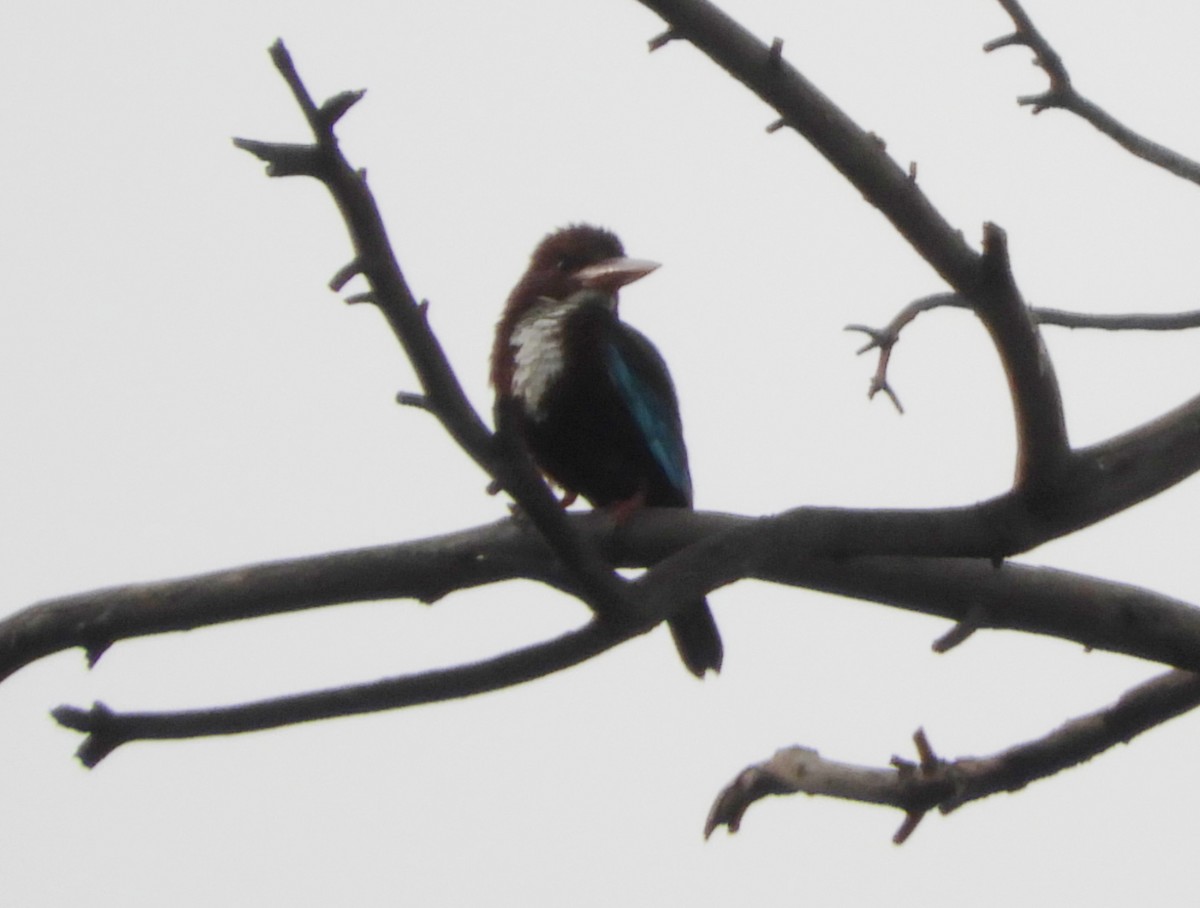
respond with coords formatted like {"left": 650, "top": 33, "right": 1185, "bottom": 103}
{"left": 846, "top": 293, "right": 968, "bottom": 412}
{"left": 849, "top": 297, "right": 1200, "bottom": 412}
{"left": 986, "top": 0, "right": 1200, "bottom": 186}
{"left": 706, "top": 670, "right": 1200, "bottom": 842}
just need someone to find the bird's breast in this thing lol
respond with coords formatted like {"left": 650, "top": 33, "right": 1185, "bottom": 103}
{"left": 509, "top": 302, "right": 575, "bottom": 420}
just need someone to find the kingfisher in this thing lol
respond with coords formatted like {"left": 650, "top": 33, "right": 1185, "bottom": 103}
{"left": 491, "top": 224, "right": 723, "bottom": 677}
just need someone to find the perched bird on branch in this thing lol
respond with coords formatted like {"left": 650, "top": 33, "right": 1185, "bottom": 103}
{"left": 491, "top": 224, "right": 723, "bottom": 677}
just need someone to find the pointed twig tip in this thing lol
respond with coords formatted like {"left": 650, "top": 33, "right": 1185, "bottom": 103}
{"left": 648, "top": 29, "right": 680, "bottom": 52}
{"left": 933, "top": 604, "right": 988, "bottom": 653}
{"left": 320, "top": 89, "right": 366, "bottom": 127}
{"left": 268, "top": 39, "right": 294, "bottom": 73}
{"left": 892, "top": 810, "right": 925, "bottom": 845}
{"left": 84, "top": 640, "right": 112, "bottom": 668}
{"left": 396, "top": 391, "right": 430, "bottom": 410}
{"left": 329, "top": 259, "right": 364, "bottom": 292}
{"left": 983, "top": 32, "right": 1023, "bottom": 53}
{"left": 768, "top": 38, "right": 784, "bottom": 68}
{"left": 913, "top": 728, "right": 938, "bottom": 770}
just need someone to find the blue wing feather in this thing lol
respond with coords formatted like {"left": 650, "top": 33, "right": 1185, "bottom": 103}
{"left": 605, "top": 334, "right": 692, "bottom": 503}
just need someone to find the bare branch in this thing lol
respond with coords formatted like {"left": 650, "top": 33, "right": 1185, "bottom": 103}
{"left": 234, "top": 42, "right": 641, "bottom": 635}
{"left": 12, "top": 379, "right": 1200, "bottom": 697}
{"left": 638, "top": 0, "right": 980, "bottom": 292}
{"left": 1034, "top": 307, "right": 1200, "bottom": 331}
{"left": 849, "top": 296, "right": 1200, "bottom": 413}
{"left": 319, "top": 89, "right": 366, "bottom": 126}
{"left": 845, "top": 292, "right": 967, "bottom": 411}
{"left": 395, "top": 390, "right": 432, "bottom": 411}
{"left": 328, "top": 257, "right": 365, "bottom": 292}
{"left": 986, "top": 0, "right": 1200, "bottom": 186}
{"left": 976, "top": 223, "right": 1070, "bottom": 495}
{"left": 766, "top": 37, "right": 784, "bottom": 69}
{"left": 982, "top": 0, "right": 1071, "bottom": 102}
{"left": 230, "top": 139, "right": 321, "bottom": 178}
{"left": 625, "top": 512, "right": 1200, "bottom": 671}
{"left": 706, "top": 669, "right": 1200, "bottom": 840}
{"left": 14, "top": 488, "right": 1200, "bottom": 759}
{"left": 0, "top": 518, "right": 572, "bottom": 683}
{"left": 234, "top": 46, "right": 491, "bottom": 475}
{"left": 930, "top": 605, "right": 987, "bottom": 653}
{"left": 53, "top": 622, "right": 621, "bottom": 768}
{"left": 647, "top": 28, "right": 680, "bottom": 51}
{"left": 635, "top": 2, "right": 1070, "bottom": 495}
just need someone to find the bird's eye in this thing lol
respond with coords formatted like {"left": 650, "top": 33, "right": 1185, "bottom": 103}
{"left": 555, "top": 256, "right": 572, "bottom": 272}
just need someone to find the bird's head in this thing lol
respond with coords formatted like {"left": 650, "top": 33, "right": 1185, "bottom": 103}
{"left": 511, "top": 224, "right": 659, "bottom": 313}
{"left": 492, "top": 224, "right": 659, "bottom": 388}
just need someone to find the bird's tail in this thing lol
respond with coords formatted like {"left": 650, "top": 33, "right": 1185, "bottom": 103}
{"left": 668, "top": 599, "right": 723, "bottom": 678}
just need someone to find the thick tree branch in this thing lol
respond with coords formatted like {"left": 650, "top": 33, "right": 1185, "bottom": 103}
{"left": 985, "top": 0, "right": 1200, "bottom": 186}
{"left": 0, "top": 518, "right": 578, "bottom": 684}
{"left": 706, "top": 669, "right": 1200, "bottom": 841}
{"left": 9, "top": 498, "right": 1200, "bottom": 733}
{"left": 13, "top": 366, "right": 1198, "bottom": 755}
{"left": 644, "top": 1, "right": 977, "bottom": 291}
{"left": 638, "top": 0, "right": 1069, "bottom": 497}
{"left": 38, "top": 532, "right": 1200, "bottom": 762}
{"left": 8, "top": 365, "right": 1200, "bottom": 702}
{"left": 623, "top": 386, "right": 1200, "bottom": 617}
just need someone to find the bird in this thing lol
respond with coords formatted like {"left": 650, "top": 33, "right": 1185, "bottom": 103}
{"left": 491, "top": 224, "right": 723, "bottom": 677}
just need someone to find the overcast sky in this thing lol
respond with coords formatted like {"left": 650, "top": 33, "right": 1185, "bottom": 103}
{"left": 4, "top": 1, "right": 1200, "bottom": 905}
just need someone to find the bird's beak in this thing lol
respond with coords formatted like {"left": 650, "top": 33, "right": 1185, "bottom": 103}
{"left": 574, "top": 257, "right": 660, "bottom": 294}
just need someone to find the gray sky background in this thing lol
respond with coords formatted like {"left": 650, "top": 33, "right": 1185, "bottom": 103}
{"left": 3, "top": 2, "right": 1200, "bottom": 904}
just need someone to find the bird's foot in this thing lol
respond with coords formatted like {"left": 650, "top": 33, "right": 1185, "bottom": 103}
{"left": 605, "top": 489, "right": 647, "bottom": 525}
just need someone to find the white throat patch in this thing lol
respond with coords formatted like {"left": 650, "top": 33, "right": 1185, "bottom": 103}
{"left": 510, "top": 299, "right": 574, "bottom": 419}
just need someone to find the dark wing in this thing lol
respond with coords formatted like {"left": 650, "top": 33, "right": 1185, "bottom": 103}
{"left": 603, "top": 322, "right": 693, "bottom": 506}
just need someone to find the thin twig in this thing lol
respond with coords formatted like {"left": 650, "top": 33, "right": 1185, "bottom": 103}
{"left": 986, "top": 0, "right": 1200, "bottom": 186}
{"left": 53, "top": 622, "right": 621, "bottom": 767}
{"left": 1034, "top": 307, "right": 1200, "bottom": 331}
{"left": 849, "top": 295, "right": 1200, "bottom": 414}
{"left": 932, "top": 604, "right": 988, "bottom": 653}
{"left": 845, "top": 293, "right": 967, "bottom": 412}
